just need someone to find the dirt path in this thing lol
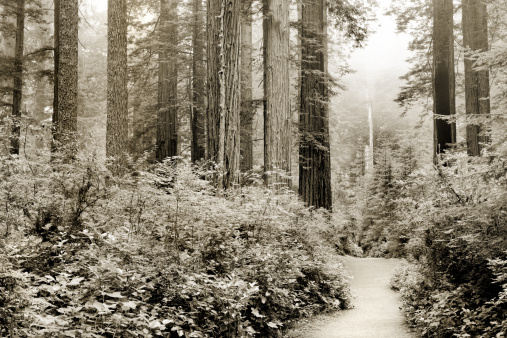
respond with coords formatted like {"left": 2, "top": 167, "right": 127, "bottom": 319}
{"left": 288, "top": 256, "right": 416, "bottom": 338}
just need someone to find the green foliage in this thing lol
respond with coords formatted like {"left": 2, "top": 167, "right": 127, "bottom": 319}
{"left": 0, "top": 155, "right": 350, "bottom": 337}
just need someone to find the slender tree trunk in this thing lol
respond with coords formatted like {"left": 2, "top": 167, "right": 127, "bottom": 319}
{"left": 207, "top": 0, "right": 241, "bottom": 189}
{"left": 263, "top": 0, "right": 291, "bottom": 187}
{"left": 432, "top": 0, "right": 456, "bottom": 162}
{"left": 107, "top": 0, "right": 128, "bottom": 162}
{"left": 53, "top": 0, "right": 78, "bottom": 157}
{"left": 299, "top": 0, "right": 332, "bottom": 210}
{"left": 10, "top": 0, "right": 24, "bottom": 155}
{"left": 0, "top": 5, "right": 15, "bottom": 155}
{"left": 240, "top": 0, "right": 253, "bottom": 171}
{"left": 156, "top": 0, "right": 178, "bottom": 161}
{"left": 463, "top": 0, "right": 490, "bottom": 156}
{"left": 191, "top": 0, "right": 206, "bottom": 162}
{"left": 53, "top": 0, "right": 59, "bottom": 151}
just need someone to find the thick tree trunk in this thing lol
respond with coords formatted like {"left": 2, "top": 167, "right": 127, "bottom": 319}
{"left": 263, "top": 0, "right": 291, "bottom": 187}
{"left": 156, "top": 0, "right": 178, "bottom": 161}
{"left": 191, "top": 0, "right": 206, "bottom": 162}
{"left": 10, "top": 0, "right": 24, "bottom": 155}
{"left": 432, "top": 0, "right": 456, "bottom": 162}
{"left": 240, "top": 0, "right": 253, "bottom": 171}
{"left": 299, "top": 0, "right": 332, "bottom": 210}
{"left": 53, "top": 0, "right": 78, "bottom": 156}
{"left": 207, "top": 0, "right": 241, "bottom": 189}
{"left": 462, "top": 0, "right": 490, "bottom": 156}
{"left": 107, "top": 0, "right": 128, "bottom": 161}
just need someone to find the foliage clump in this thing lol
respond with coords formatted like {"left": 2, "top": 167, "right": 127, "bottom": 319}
{"left": 384, "top": 152, "right": 507, "bottom": 337}
{"left": 0, "top": 155, "right": 350, "bottom": 337}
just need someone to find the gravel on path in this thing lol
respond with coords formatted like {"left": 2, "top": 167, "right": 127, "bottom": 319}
{"left": 287, "top": 256, "right": 417, "bottom": 338}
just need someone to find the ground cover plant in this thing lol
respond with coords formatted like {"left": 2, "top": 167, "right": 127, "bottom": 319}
{"left": 0, "top": 155, "right": 351, "bottom": 337}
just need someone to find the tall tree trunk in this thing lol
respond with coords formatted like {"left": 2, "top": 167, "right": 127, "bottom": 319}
{"left": 207, "top": 0, "right": 241, "bottom": 189}
{"left": 53, "top": 0, "right": 78, "bottom": 157}
{"left": 107, "top": 0, "right": 128, "bottom": 162}
{"left": 463, "top": 0, "right": 490, "bottom": 156}
{"left": 240, "top": 0, "right": 253, "bottom": 171}
{"left": 299, "top": 0, "right": 332, "bottom": 210}
{"left": 53, "top": 0, "right": 59, "bottom": 151}
{"left": 263, "top": 0, "right": 291, "bottom": 187}
{"left": 0, "top": 5, "right": 15, "bottom": 155}
{"left": 10, "top": 0, "right": 24, "bottom": 155}
{"left": 432, "top": 0, "right": 456, "bottom": 162}
{"left": 156, "top": 0, "right": 178, "bottom": 161}
{"left": 191, "top": 0, "right": 206, "bottom": 162}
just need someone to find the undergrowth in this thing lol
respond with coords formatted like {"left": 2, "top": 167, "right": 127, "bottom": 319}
{"left": 386, "top": 153, "right": 507, "bottom": 337}
{"left": 0, "top": 155, "right": 350, "bottom": 337}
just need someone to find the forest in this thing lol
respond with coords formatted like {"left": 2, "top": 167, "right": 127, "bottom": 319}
{"left": 0, "top": 0, "right": 506, "bottom": 336}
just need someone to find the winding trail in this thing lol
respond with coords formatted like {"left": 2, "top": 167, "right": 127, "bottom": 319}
{"left": 291, "top": 256, "right": 416, "bottom": 338}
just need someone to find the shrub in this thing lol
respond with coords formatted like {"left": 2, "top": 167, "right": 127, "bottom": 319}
{"left": 0, "top": 156, "right": 351, "bottom": 337}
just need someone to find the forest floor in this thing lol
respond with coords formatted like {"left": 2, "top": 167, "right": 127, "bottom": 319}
{"left": 287, "top": 256, "right": 418, "bottom": 338}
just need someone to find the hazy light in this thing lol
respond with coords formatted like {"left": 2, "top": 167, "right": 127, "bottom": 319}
{"left": 88, "top": 0, "right": 107, "bottom": 13}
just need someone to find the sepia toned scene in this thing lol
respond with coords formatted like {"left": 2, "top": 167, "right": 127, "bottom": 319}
{"left": 0, "top": 0, "right": 506, "bottom": 336}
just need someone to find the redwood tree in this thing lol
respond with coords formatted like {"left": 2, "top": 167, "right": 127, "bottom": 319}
{"left": 263, "top": 0, "right": 291, "bottom": 186}
{"left": 107, "top": 0, "right": 128, "bottom": 161}
{"left": 240, "top": 0, "right": 253, "bottom": 171}
{"left": 10, "top": 0, "right": 24, "bottom": 155}
{"left": 156, "top": 0, "right": 178, "bottom": 161}
{"left": 191, "top": 0, "right": 206, "bottom": 162}
{"left": 299, "top": 0, "right": 332, "bottom": 210}
{"left": 53, "top": 0, "right": 78, "bottom": 156}
{"left": 207, "top": 0, "right": 241, "bottom": 189}
{"left": 463, "top": 0, "right": 490, "bottom": 156}
{"left": 432, "top": 0, "right": 456, "bottom": 161}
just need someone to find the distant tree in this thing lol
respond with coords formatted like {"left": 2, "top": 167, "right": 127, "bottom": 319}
{"left": 263, "top": 0, "right": 291, "bottom": 187}
{"left": 0, "top": 3, "right": 15, "bottom": 154}
{"left": 207, "top": 0, "right": 241, "bottom": 188}
{"left": 53, "top": 0, "right": 78, "bottom": 157}
{"left": 9, "top": 0, "right": 25, "bottom": 155}
{"left": 191, "top": 0, "right": 206, "bottom": 163}
{"left": 156, "top": 0, "right": 178, "bottom": 161}
{"left": 240, "top": 0, "right": 253, "bottom": 171}
{"left": 0, "top": 0, "right": 52, "bottom": 155}
{"left": 432, "top": 0, "right": 456, "bottom": 161}
{"left": 299, "top": 0, "right": 332, "bottom": 210}
{"left": 462, "top": 0, "right": 490, "bottom": 156}
{"left": 107, "top": 0, "right": 128, "bottom": 162}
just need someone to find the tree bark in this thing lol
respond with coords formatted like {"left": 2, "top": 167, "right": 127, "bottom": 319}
{"left": 207, "top": 0, "right": 241, "bottom": 189}
{"left": 462, "top": 0, "right": 490, "bottom": 156}
{"left": 299, "top": 0, "right": 332, "bottom": 210}
{"left": 156, "top": 0, "right": 178, "bottom": 161}
{"left": 240, "top": 0, "right": 253, "bottom": 171}
{"left": 107, "top": 0, "right": 128, "bottom": 162}
{"left": 53, "top": 0, "right": 78, "bottom": 157}
{"left": 432, "top": 0, "right": 456, "bottom": 162}
{"left": 263, "top": 0, "right": 291, "bottom": 187}
{"left": 53, "top": 0, "right": 59, "bottom": 150}
{"left": 10, "top": 0, "right": 24, "bottom": 155}
{"left": 191, "top": 0, "right": 206, "bottom": 162}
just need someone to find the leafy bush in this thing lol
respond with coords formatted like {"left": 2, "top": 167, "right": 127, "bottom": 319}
{"left": 0, "top": 156, "right": 350, "bottom": 337}
{"left": 386, "top": 153, "right": 507, "bottom": 337}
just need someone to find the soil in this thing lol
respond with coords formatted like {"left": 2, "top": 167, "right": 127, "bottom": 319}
{"left": 286, "top": 256, "right": 417, "bottom": 338}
